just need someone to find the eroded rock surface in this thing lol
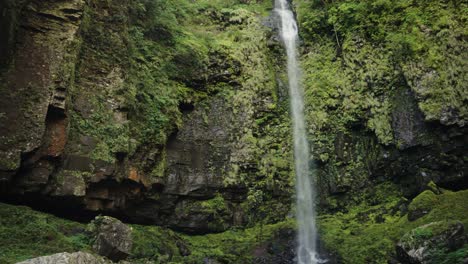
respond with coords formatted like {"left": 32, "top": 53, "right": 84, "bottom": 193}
{"left": 89, "top": 216, "right": 133, "bottom": 261}
{"left": 0, "top": 0, "right": 84, "bottom": 177}
{"left": 396, "top": 221, "right": 467, "bottom": 264}
{"left": 0, "top": 0, "right": 291, "bottom": 235}
{"left": 16, "top": 252, "right": 111, "bottom": 264}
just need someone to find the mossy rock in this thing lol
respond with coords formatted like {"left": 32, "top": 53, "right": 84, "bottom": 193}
{"left": 317, "top": 186, "right": 468, "bottom": 263}
{"left": 399, "top": 220, "right": 462, "bottom": 248}
{"left": 408, "top": 190, "right": 439, "bottom": 221}
{"left": 397, "top": 220, "right": 467, "bottom": 264}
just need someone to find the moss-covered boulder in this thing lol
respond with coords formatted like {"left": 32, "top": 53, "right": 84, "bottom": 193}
{"left": 408, "top": 190, "right": 439, "bottom": 221}
{"left": 316, "top": 185, "right": 468, "bottom": 263}
{"left": 396, "top": 221, "right": 467, "bottom": 264}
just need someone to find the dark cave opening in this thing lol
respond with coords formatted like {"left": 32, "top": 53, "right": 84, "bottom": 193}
{"left": 178, "top": 101, "right": 195, "bottom": 114}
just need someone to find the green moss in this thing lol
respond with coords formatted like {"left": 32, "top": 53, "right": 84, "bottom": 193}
{"left": 0, "top": 152, "right": 20, "bottom": 171}
{"left": 0, "top": 203, "right": 91, "bottom": 264}
{"left": 407, "top": 190, "right": 439, "bottom": 219}
{"left": 0, "top": 202, "right": 295, "bottom": 263}
{"left": 130, "top": 224, "right": 183, "bottom": 262}
{"left": 70, "top": 0, "right": 293, "bottom": 228}
{"left": 180, "top": 219, "right": 295, "bottom": 263}
{"left": 411, "top": 225, "right": 434, "bottom": 240}
{"left": 296, "top": 0, "right": 467, "bottom": 210}
{"left": 432, "top": 244, "right": 468, "bottom": 264}
{"left": 427, "top": 181, "right": 442, "bottom": 195}
{"left": 399, "top": 220, "right": 467, "bottom": 264}
{"left": 181, "top": 0, "right": 293, "bottom": 225}
{"left": 119, "top": 212, "right": 296, "bottom": 263}
{"left": 3, "top": 188, "right": 464, "bottom": 264}
{"left": 318, "top": 186, "right": 468, "bottom": 263}
{"left": 294, "top": 2, "right": 468, "bottom": 261}
{"left": 400, "top": 220, "right": 460, "bottom": 247}
{"left": 70, "top": 106, "right": 134, "bottom": 163}
{"left": 149, "top": 151, "right": 167, "bottom": 179}
{"left": 173, "top": 195, "right": 232, "bottom": 233}
{"left": 200, "top": 194, "right": 228, "bottom": 214}
{"left": 297, "top": 0, "right": 467, "bottom": 142}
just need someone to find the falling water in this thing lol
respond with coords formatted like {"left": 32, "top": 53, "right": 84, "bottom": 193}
{"left": 275, "top": 1, "right": 321, "bottom": 263}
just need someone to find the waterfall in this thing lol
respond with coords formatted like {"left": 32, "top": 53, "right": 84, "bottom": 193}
{"left": 275, "top": 1, "right": 322, "bottom": 263}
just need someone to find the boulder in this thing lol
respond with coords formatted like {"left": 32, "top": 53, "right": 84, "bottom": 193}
{"left": 16, "top": 252, "right": 110, "bottom": 264}
{"left": 407, "top": 190, "right": 438, "bottom": 221}
{"left": 396, "top": 221, "right": 467, "bottom": 264}
{"left": 89, "top": 216, "right": 133, "bottom": 261}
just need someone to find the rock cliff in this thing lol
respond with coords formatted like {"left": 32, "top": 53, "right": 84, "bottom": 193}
{"left": 0, "top": 0, "right": 466, "bottom": 263}
{"left": 0, "top": 0, "right": 293, "bottom": 234}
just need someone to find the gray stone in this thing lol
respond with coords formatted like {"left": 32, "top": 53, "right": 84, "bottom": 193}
{"left": 391, "top": 88, "right": 430, "bottom": 150}
{"left": 165, "top": 97, "right": 231, "bottom": 198}
{"left": 16, "top": 251, "right": 110, "bottom": 264}
{"left": 396, "top": 221, "right": 467, "bottom": 264}
{"left": 63, "top": 155, "right": 94, "bottom": 172}
{"left": 0, "top": 0, "right": 85, "bottom": 174}
{"left": 90, "top": 216, "right": 133, "bottom": 261}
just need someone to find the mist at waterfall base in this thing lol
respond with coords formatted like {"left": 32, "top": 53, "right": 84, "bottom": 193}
{"left": 275, "top": 1, "right": 326, "bottom": 263}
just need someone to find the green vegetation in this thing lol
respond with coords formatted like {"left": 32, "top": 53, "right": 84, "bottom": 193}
{"left": 180, "top": 220, "right": 295, "bottom": 263}
{"left": 399, "top": 220, "right": 468, "bottom": 264}
{"left": 70, "top": 0, "right": 278, "bottom": 149}
{"left": 0, "top": 203, "right": 91, "bottom": 264}
{"left": 294, "top": 2, "right": 468, "bottom": 261}
{"left": 0, "top": 201, "right": 295, "bottom": 263}
{"left": 1, "top": 0, "right": 466, "bottom": 263}
{"left": 294, "top": 0, "right": 467, "bottom": 194}
{"left": 432, "top": 245, "right": 468, "bottom": 264}
{"left": 67, "top": 1, "right": 295, "bottom": 223}
{"left": 0, "top": 2, "right": 296, "bottom": 262}
{"left": 401, "top": 220, "right": 456, "bottom": 247}
{"left": 407, "top": 190, "right": 438, "bottom": 219}
{"left": 318, "top": 185, "right": 468, "bottom": 263}
{"left": 131, "top": 218, "right": 296, "bottom": 263}
{"left": 130, "top": 225, "right": 183, "bottom": 262}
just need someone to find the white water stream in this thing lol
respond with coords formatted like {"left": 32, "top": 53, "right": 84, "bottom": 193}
{"left": 275, "top": 1, "right": 323, "bottom": 263}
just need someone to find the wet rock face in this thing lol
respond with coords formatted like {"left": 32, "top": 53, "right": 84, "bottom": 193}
{"left": 0, "top": 0, "right": 84, "bottom": 176}
{"left": 89, "top": 216, "right": 133, "bottom": 261}
{"left": 253, "top": 228, "right": 296, "bottom": 264}
{"left": 396, "top": 221, "right": 467, "bottom": 264}
{"left": 392, "top": 88, "right": 431, "bottom": 150}
{"left": 16, "top": 252, "right": 111, "bottom": 264}
{"left": 403, "top": 62, "right": 467, "bottom": 127}
{"left": 0, "top": 0, "right": 27, "bottom": 66}
{"left": 165, "top": 97, "right": 231, "bottom": 198}
{"left": 323, "top": 85, "right": 467, "bottom": 200}
{"left": 0, "top": 0, "right": 288, "bottom": 235}
{"left": 127, "top": 96, "right": 249, "bottom": 233}
{"left": 0, "top": 0, "right": 149, "bottom": 217}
